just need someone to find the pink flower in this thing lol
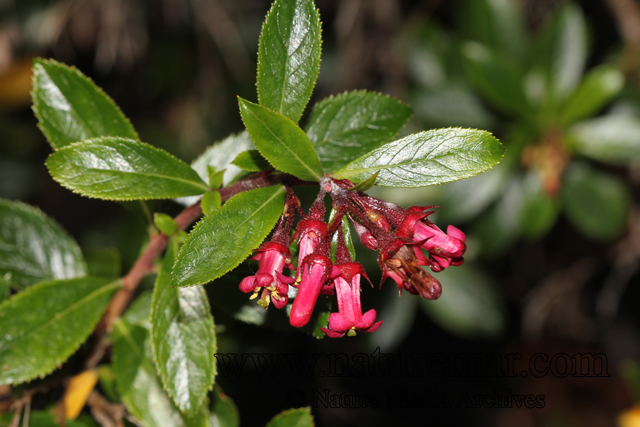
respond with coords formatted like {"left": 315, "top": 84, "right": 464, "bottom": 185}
{"left": 239, "top": 242, "right": 294, "bottom": 309}
{"left": 289, "top": 254, "right": 333, "bottom": 328}
{"left": 293, "top": 219, "right": 327, "bottom": 281}
{"left": 320, "top": 263, "right": 383, "bottom": 338}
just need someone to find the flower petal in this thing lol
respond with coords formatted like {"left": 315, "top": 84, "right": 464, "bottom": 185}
{"left": 327, "top": 312, "right": 354, "bottom": 332}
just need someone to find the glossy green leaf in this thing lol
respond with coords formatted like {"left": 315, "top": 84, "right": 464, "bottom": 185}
{"left": 172, "top": 186, "right": 286, "bottom": 287}
{"left": 562, "top": 163, "right": 631, "bottom": 241}
{"left": 421, "top": 264, "right": 506, "bottom": 339}
{"left": 304, "top": 91, "right": 412, "bottom": 172}
{"left": 456, "top": 0, "right": 527, "bottom": 64}
{"left": 32, "top": 58, "right": 138, "bottom": 150}
{"left": 569, "top": 114, "right": 640, "bottom": 164}
{"left": 46, "top": 137, "right": 209, "bottom": 200}
{"left": 151, "top": 237, "right": 216, "bottom": 417}
{"left": 560, "top": 65, "right": 623, "bottom": 124}
{"left": 347, "top": 172, "right": 379, "bottom": 192}
{"left": 155, "top": 213, "right": 178, "bottom": 235}
{"left": 257, "top": 0, "right": 321, "bottom": 123}
{"left": 0, "top": 277, "right": 120, "bottom": 385}
{"left": 532, "top": 4, "right": 587, "bottom": 100}
{"left": 231, "top": 150, "right": 273, "bottom": 172}
{"left": 265, "top": 407, "right": 314, "bottom": 427}
{"left": 0, "top": 199, "right": 87, "bottom": 289}
{"left": 190, "top": 132, "right": 256, "bottom": 188}
{"left": 112, "top": 320, "right": 210, "bottom": 427}
{"left": 210, "top": 386, "right": 239, "bottom": 427}
{"left": 331, "top": 128, "right": 505, "bottom": 187}
{"left": 238, "top": 98, "right": 324, "bottom": 181}
{"left": 462, "top": 42, "right": 530, "bottom": 117}
{"left": 202, "top": 191, "right": 222, "bottom": 215}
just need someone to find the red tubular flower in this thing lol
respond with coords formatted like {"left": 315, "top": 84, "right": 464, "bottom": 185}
{"left": 320, "top": 263, "right": 383, "bottom": 338}
{"left": 293, "top": 219, "right": 328, "bottom": 281}
{"left": 289, "top": 254, "right": 333, "bottom": 328}
{"left": 239, "top": 242, "right": 294, "bottom": 309}
{"left": 379, "top": 241, "right": 442, "bottom": 300}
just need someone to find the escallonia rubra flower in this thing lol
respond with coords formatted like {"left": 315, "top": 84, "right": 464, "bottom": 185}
{"left": 289, "top": 254, "right": 334, "bottom": 328}
{"left": 239, "top": 242, "right": 294, "bottom": 309}
{"left": 320, "top": 262, "right": 383, "bottom": 338}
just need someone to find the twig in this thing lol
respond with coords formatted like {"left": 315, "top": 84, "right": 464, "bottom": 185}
{"left": 605, "top": 0, "right": 640, "bottom": 78}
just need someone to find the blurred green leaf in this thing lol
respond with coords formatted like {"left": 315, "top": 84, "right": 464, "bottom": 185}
{"left": 238, "top": 98, "right": 324, "bottom": 181}
{"left": 462, "top": 42, "right": 530, "bottom": 117}
{"left": 173, "top": 186, "right": 286, "bottom": 287}
{"left": 46, "top": 137, "right": 210, "bottom": 200}
{"left": 0, "top": 276, "right": 8, "bottom": 303}
{"left": 410, "top": 86, "right": 495, "bottom": 129}
{"left": 472, "top": 178, "right": 525, "bottom": 255}
{"left": 456, "top": 0, "right": 527, "bottom": 64}
{"left": 151, "top": 237, "right": 217, "bottom": 417}
{"left": 520, "top": 172, "right": 560, "bottom": 239}
{"left": 112, "top": 320, "right": 210, "bottom": 427}
{"left": 231, "top": 150, "right": 273, "bottom": 172}
{"left": 32, "top": 58, "right": 138, "bottom": 150}
{"left": 305, "top": 90, "right": 412, "bottom": 172}
{"left": 154, "top": 213, "right": 178, "bottom": 235}
{"left": 0, "top": 199, "right": 87, "bottom": 289}
{"left": 85, "top": 248, "right": 121, "bottom": 278}
{"left": 0, "top": 277, "right": 120, "bottom": 385}
{"left": 331, "top": 128, "right": 505, "bottom": 187}
{"left": 210, "top": 386, "right": 239, "bottom": 427}
{"left": 421, "top": 264, "right": 506, "bottom": 339}
{"left": 532, "top": 4, "right": 587, "bottom": 101}
{"left": 123, "top": 291, "right": 153, "bottom": 329}
{"left": 97, "top": 364, "right": 119, "bottom": 402}
{"left": 207, "top": 168, "right": 225, "bottom": 190}
{"left": 562, "top": 162, "right": 631, "bottom": 241}
{"left": 265, "top": 407, "right": 314, "bottom": 427}
{"left": 257, "top": 0, "right": 321, "bottom": 123}
{"left": 569, "top": 114, "right": 640, "bottom": 164}
{"left": 0, "top": 410, "right": 96, "bottom": 427}
{"left": 560, "top": 65, "right": 623, "bottom": 124}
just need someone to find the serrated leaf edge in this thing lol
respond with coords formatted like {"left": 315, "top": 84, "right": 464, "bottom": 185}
{"left": 266, "top": 407, "right": 314, "bottom": 427}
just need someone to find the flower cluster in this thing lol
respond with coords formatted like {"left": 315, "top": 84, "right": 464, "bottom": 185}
{"left": 238, "top": 178, "right": 467, "bottom": 337}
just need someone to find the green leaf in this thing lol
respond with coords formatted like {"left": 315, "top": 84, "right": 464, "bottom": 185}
{"left": 265, "top": 407, "right": 314, "bottom": 427}
{"left": 0, "top": 199, "right": 87, "bottom": 289}
{"left": 190, "top": 132, "right": 255, "bottom": 188}
{"left": 202, "top": 191, "right": 222, "bottom": 215}
{"left": 231, "top": 150, "right": 273, "bottom": 172}
{"left": 154, "top": 213, "right": 179, "bottom": 235}
{"left": 123, "top": 291, "right": 153, "bottom": 329}
{"left": 0, "top": 410, "right": 96, "bottom": 427}
{"left": 562, "top": 162, "right": 631, "bottom": 241}
{"left": 172, "top": 186, "right": 286, "bottom": 287}
{"left": 532, "top": 4, "right": 587, "bottom": 100}
{"left": 238, "top": 98, "right": 324, "bottom": 181}
{"left": 331, "top": 128, "right": 505, "bottom": 187}
{"left": 519, "top": 172, "right": 560, "bottom": 239}
{"left": 304, "top": 91, "right": 412, "bottom": 172}
{"left": 461, "top": 42, "right": 530, "bottom": 117}
{"left": 151, "top": 237, "right": 217, "bottom": 417}
{"left": 410, "top": 87, "right": 496, "bottom": 130}
{"left": 85, "top": 248, "right": 121, "bottom": 278}
{"left": 569, "top": 114, "right": 640, "bottom": 165}
{"left": 97, "top": 365, "right": 119, "bottom": 402}
{"left": 421, "top": 264, "right": 506, "bottom": 339}
{"left": 0, "top": 276, "right": 9, "bottom": 304}
{"left": 347, "top": 172, "right": 379, "bottom": 191}
{"left": 456, "top": 0, "right": 527, "bottom": 64}
{"left": 112, "top": 320, "right": 210, "bottom": 427}
{"left": 0, "top": 277, "right": 120, "bottom": 385}
{"left": 329, "top": 208, "right": 355, "bottom": 262}
{"left": 560, "top": 65, "right": 623, "bottom": 124}
{"left": 210, "top": 386, "right": 239, "bottom": 427}
{"left": 46, "top": 137, "right": 209, "bottom": 200}
{"left": 207, "top": 167, "right": 226, "bottom": 190}
{"left": 257, "top": 0, "right": 322, "bottom": 123}
{"left": 32, "top": 58, "right": 138, "bottom": 150}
